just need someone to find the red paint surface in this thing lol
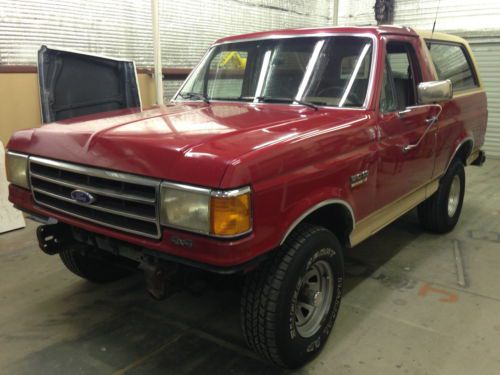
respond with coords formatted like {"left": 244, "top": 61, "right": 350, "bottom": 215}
{"left": 7, "top": 26, "right": 487, "bottom": 267}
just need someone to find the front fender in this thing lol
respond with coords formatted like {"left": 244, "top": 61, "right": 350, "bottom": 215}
{"left": 277, "top": 185, "right": 355, "bottom": 245}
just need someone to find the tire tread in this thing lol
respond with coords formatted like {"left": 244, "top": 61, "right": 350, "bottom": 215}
{"left": 241, "top": 224, "right": 327, "bottom": 367}
{"left": 418, "top": 159, "right": 465, "bottom": 233}
{"left": 59, "top": 247, "right": 131, "bottom": 283}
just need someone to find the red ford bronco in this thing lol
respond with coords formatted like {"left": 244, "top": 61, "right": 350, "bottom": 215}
{"left": 6, "top": 26, "right": 487, "bottom": 368}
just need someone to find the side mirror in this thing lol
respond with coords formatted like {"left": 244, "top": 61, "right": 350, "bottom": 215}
{"left": 417, "top": 80, "right": 453, "bottom": 104}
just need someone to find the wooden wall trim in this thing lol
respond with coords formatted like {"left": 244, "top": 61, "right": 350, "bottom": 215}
{"left": 0, "top": 66, "right": 37, "bottom": 73}
{"left": 0, "top": 65, "right": 191, "bottom": 80}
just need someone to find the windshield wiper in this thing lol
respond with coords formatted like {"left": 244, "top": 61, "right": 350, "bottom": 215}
{"left": 179, "top": 92, "right": 210, "bottom": 103}
{"left": 254, "top": 96, "right": 318, "bottom": 111}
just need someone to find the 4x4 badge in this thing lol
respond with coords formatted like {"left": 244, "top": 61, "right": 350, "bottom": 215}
{"left": 171, "top": 236, "right": 193, "bottom": 248}
{"left": 350, "top": 170, "right": 369, "bottom": 188}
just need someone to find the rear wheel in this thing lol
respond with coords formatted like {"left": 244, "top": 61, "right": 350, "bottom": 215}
{"left": 59, "top": 246, "right": 133, "bottom": 283}
{"left": 418, "top": 159, "right": 465, "bottom": 233}
{"left": 241, "top": 224, "right": 344, "bottom": 368}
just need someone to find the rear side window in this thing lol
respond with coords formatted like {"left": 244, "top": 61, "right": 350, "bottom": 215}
{"left": 427, "top": 42, "right": 478, "bottom": 92}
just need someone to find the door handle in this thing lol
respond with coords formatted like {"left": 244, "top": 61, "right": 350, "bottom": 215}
{"left": 397, "top": 109, "right": 412, "bottom": 118}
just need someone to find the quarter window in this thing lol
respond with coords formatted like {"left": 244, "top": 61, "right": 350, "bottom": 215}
{"left": 427, "top": 42, "right": 478, "bottom": 92}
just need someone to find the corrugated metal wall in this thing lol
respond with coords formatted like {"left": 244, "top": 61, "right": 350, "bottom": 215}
{"left": 469, "top": 36, "right": 500, "bottom": 158}
{"left": 1, "top": 0, "right": 334, "bottom": 100}
{"left": 163, "top": 79, "right": 185, "bottom": 99}
{"left": 0, "top": 0, "right": 334, "bottom": 67}
{"left": 338, "top": 0, "right": 500, "bottom": 31}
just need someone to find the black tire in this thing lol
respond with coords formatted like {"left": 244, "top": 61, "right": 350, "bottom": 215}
{"left": 418, "top": 159, "right": 465, "bottom": 233}
{"left": 241, "top": 224, "right": 344, "bottom": 369}
{"left": 59, "top": 246, "right": 132, "bottom": 283}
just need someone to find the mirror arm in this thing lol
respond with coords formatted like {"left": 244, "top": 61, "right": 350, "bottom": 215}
{"left": 402, "top": 104, "right": 443, "bottom": 153}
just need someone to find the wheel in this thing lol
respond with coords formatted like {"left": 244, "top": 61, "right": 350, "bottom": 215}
{"left": 59, "top": 246, "right": 133, "bottom": 283}
{"left": 418, "top": 159, "right": 465, "bottom": 233}
{"left": 241, "top": 224, "right": 344, "bottom": 368}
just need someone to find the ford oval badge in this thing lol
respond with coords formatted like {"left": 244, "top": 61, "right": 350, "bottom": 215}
{"left": 70, "top": 189, "right": 96, "bottom": 205}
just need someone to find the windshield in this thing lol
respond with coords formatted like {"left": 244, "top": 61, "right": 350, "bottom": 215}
{"left": 176, "top": 36, "right": 373, "bottom": 108}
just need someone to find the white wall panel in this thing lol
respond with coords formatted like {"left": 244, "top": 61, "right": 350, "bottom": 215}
{"left": 338, "top": 0, "right": 500, "bottom": 33}
{"left": 0, "top": 0, "right": 334, "bottom": 68}
{"left": 469, "top": 38, "right": 500, "bottom": 158}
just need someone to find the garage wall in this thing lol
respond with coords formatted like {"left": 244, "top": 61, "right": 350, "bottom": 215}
{"left": 467, "top": 35, "right": 500, "bottom": 158}
{"left": 0, "top": 73, "right": 155, "bottom": 146}
{"left": 0, "top": 0, "right": 334, "bottom": 145}
{"left": 338, "top": 0, "right": 500, "bottom": 31}
{"left": 0, "top": 0, "right": 334, "bottom": 67}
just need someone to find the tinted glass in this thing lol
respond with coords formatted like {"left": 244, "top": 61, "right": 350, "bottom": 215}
{"left": 261, "top": 42, "right": 316, "bottom": 98}
{"left": 428, "top": 42, "right": 478, "bottom": 91}
{"left": 206, "top": 51, "right": 248, "bottom": 98}
{"left": 380, "top": 59, "right": 397, "bottom": 113}
{"left": 177, "top": 36, "right": 373, "bottom": 108}
{"left": 386, "top": 42, "right": 418, "bottom": 108}
{"left": 388, "top": 52, "right": 410, "bottom": 79}
{"left": 303, "top": 37, "right": 372, "bottom": 107}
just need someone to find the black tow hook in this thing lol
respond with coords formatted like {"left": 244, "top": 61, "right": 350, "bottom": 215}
{"left": 36, "top": 223, "right": 68, "bottom": 255}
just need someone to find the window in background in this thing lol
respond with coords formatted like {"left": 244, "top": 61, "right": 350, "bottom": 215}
{"left": 427, "top": 42, "right": 478, "bottom": 92}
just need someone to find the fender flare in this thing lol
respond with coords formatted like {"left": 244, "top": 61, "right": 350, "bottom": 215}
{"left": 444, "top": 136, "right": 474, "bottom": 173}
{"left": 279, "top": 198, "right": 356, "bottom": 245}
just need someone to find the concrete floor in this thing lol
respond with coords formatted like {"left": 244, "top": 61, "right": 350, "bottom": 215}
{"left": 1, "top": 160, "right": 500, "bottom": 375}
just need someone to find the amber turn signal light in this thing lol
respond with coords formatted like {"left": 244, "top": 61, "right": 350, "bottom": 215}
{"left": 210, "top": 191, "right": 251, "bottom": 237}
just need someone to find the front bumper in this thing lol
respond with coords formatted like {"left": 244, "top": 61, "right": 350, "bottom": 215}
{"left": 9, "top": 185, "right": 269, "bottom": 272}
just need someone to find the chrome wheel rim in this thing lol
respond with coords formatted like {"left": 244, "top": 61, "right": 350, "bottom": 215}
{"left": 295, "top": 259, "right": 334, "bottom": 338}
{"left": 448, "top": 175, "right": 461, "bottom": 217}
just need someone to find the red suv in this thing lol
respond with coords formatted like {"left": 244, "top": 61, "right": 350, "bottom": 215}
{"left": 6, "top": 26, "right": 487, "bottom": 367}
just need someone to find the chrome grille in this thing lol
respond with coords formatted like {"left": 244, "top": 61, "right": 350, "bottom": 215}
{"left": 29, "top": 157, "right": 161, "bottom": 239}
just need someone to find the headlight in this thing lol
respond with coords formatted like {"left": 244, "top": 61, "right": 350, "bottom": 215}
{"left": 160, "top": 183, "right": 211, "bottom": 233}
{"left": 160, "top": 182, "right": 252, "bottom": 237}
{"left": 5, "top": 151, "right": 29, "bottom": 189}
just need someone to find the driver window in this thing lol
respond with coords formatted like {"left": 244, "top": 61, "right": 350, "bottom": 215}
{"left": 384, "top": 42, "right": 420, "bottom": 110}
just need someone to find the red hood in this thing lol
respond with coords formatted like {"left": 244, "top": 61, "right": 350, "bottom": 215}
{"left": 7, "top": 103, "right": 367, "bottom": 187}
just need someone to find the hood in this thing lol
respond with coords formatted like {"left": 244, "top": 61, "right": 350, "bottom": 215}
{"left": 37, "top": 46, "right": 141, "bottom": 123}
{"left": 7, "top": 102, "right": 367, "bottom": 187}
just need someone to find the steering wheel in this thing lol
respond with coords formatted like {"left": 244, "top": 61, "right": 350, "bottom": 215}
{"left": 316, "top": 85, "right": 362, "bottom": 106}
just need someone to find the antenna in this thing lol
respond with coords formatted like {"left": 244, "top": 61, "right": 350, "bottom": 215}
{"left": 431, "top": 0, "right": 441, "bottom": 38}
